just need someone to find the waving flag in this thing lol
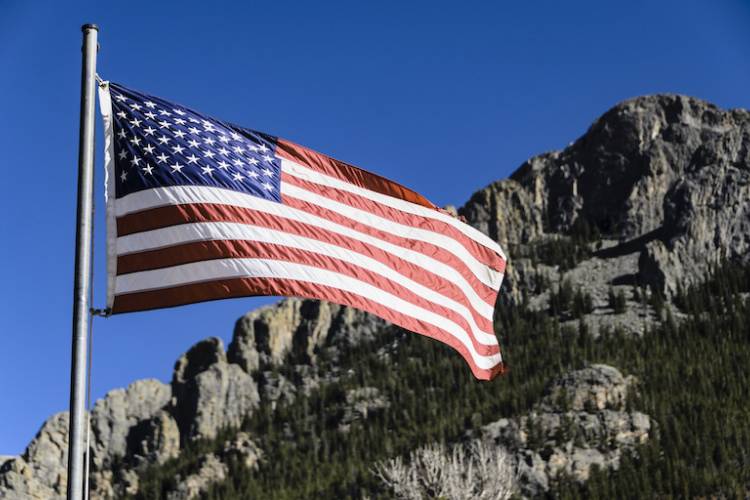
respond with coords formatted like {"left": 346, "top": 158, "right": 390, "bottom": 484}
{"left": 98, "top": 81, "right": 508, "bottom": 379}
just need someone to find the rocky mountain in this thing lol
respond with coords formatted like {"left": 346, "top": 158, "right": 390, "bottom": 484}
{"left": 2, "top": 94, "right": 749, "bottom": 499}
{"left": 464, "top": 94, "right": 750, "bottom": 298}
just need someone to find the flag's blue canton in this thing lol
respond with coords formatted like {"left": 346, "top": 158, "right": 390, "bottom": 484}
{"left": 109, "top": 82, "right": 281, "bottom": 203}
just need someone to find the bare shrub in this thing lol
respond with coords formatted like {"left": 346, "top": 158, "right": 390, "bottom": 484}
{"left": 373, "top": 440, "right": 516, "bottom": 499}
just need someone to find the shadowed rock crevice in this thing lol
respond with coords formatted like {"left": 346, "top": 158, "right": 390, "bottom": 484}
{"left": 592, "top": 226, "right": 667, "bottom": 260}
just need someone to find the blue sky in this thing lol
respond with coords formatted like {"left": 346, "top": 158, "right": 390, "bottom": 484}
{"left": 1, "top": 0, "right": 749, "bottom": 455}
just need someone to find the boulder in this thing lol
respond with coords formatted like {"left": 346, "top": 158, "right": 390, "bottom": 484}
{"left": 221, "top": 432, "right": 262, "bottom": 470}
{"left": 339, "top": 387, "right": 390, "bottom": 432}
{"left": 539, "top": 364, "right": 634, "bottom": 412}
{"left": 172, "top": 337, "right": 259, "bottom": 442}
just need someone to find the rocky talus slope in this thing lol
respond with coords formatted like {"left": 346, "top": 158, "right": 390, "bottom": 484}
{"left": 1, "top": 94, "right": 749, "bottom": 499}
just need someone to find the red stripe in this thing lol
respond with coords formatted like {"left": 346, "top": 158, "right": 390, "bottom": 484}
{"left": 117, "top": 240, "right": 499, "bottom": 356}
{"left": 116, "top": 203, "right": 498, "bottom": 316}
{"left": 275, "top": 139, "right": 436, "bottom": 210}
{"left": 282, "top": 172, "right": 506, "bottom": 273}
{"left": 112, "top": 276, "right": 505, "bottom": 380}
{"left": 117, "top": 204, "right": 494, "bottom": 334}
{"left": 281, "top": 194, "right": 498, "bottom": 304}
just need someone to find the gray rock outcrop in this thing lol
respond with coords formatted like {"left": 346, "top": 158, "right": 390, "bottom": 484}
{"left": 0, "top": 413, "right": 68, "bottom": 500}
{"left": 89, "top": 379, "right": 171, "bottom": 472}
{"left": 1, "top": 337, "right": 262, "bottom": 499}
{"left": 165, "top": 453, "right": 227, "bottom": 500}
{"left": 221, "top": 432, "right": 262, "bottom": 470}
{"left": 480, "top": 364, "right": 651, "bottom": 497}
{"left": 128, "top": 410, "right": 181, "bottom": 465}
{"left": 172, "top": 337, "right": 260, "bottom": 442}
{"left": 87, "top": 378, "right": 174, "bottom": 498}
{"left": 163, "top": 434, "right": 261, "bottom": 500}
{"left": 228, "top": 298, "right": 386, "bottom": 374}
{"left": 462, "top": 94, "right": 750, "bottom": 303}
{"left": 540, "top": 364, "right": 634, "bottom": 412}
{"left": 338, "top": 387, "right": 390, "bottom": 433}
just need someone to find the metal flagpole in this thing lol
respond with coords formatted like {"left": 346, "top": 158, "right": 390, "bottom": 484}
{"left": 67, "top": 23, "right": 99, "bottom": 500}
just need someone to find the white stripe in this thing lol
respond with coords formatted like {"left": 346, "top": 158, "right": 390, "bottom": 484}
{"left": 281, "top": 158, "right": 507, "bottom": 261}
{"left": 118, "top": 221, "right": 499, "bottom": 345}
{"left": 115, "top": 258, "right": 502, "bottom": 370}
{"left": 97, "top": 81, "right": 119, "bottom": 309}
{"left": 114, "top": 185, "right": 498, "bottom": 320}
{"left": 281, "top": 181, "right": 502, "bottom": 290}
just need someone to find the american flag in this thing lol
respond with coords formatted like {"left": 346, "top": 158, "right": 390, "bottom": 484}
{"left": 98, "top": 81, "right": 508, "bottom": 380}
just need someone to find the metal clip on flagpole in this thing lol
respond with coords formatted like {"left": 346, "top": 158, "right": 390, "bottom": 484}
{"left": 67, "top": 23, "right": 98, "bottom": 500}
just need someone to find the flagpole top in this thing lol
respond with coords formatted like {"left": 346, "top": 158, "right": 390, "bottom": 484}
{"left": 81, "top": 24, "right": 99, "bottom": 32}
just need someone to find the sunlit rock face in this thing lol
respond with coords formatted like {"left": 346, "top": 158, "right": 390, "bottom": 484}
{"left": 462, "top": 94, "right": 750, "bottom": 300}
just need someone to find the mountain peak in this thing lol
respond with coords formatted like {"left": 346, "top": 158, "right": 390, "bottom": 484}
{"left": 463, "top": 93, "right": 750, "bottom": 297}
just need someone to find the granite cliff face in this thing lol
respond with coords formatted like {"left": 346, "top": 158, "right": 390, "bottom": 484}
{"left": 1, "top": 94, "right": 748, "bottom": 499}
{"left": 463, "top": 94, "right": 750, "bottom": 300}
